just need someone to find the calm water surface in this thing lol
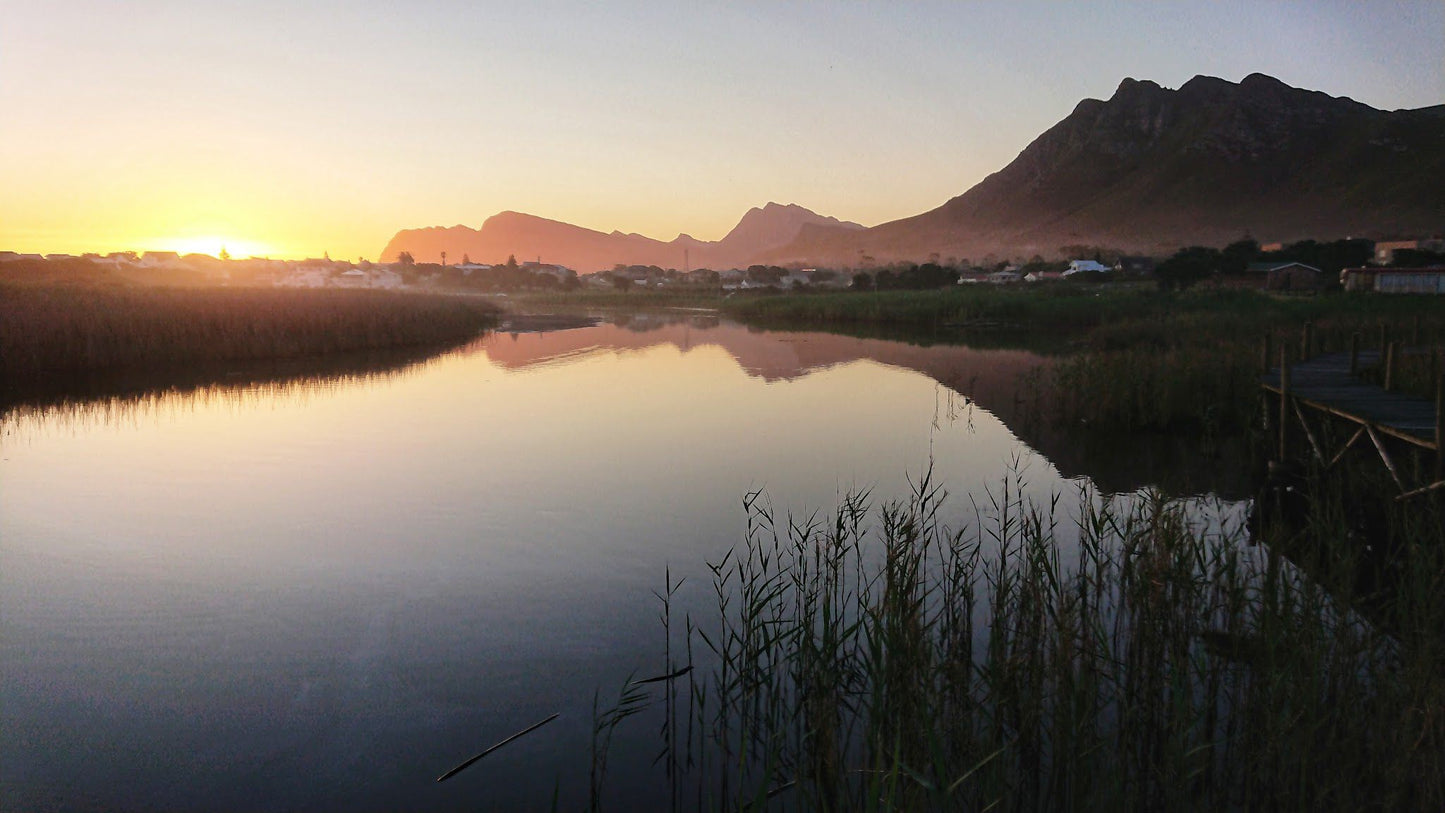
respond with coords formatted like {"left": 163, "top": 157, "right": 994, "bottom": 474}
{"left": 1, "top": 314, "right": 1233, "bottom": 810}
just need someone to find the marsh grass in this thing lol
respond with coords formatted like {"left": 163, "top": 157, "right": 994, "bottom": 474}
{"left": 1358, "top": 346, "right": 1445, "bottom": 400}
{"left": 1049, "top": 301, "right": 1445, "bottom": 433}
{"left": 0, "top": 282, "right": 499, "bottom": 380}
{"left": 719, "top": 286, "right": 1445, "bottom": 433}
{"left": 605, "top": 470, "right": 1444, "bottom": 810}
{"left": 721, "top": 285, "right": 1165, "bottom": 331}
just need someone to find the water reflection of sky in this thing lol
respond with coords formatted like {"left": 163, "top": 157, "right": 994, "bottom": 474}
{"left": 0, "top": 317, "right": 1241, "bottom": 810}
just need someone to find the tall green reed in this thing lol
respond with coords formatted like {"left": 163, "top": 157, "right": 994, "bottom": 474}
{"left": 608, "top": 471, "right": 1443, "bottom": 810}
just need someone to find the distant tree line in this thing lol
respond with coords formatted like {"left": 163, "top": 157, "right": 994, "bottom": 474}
{"left": 397, "top": 253, "right": 578, "bottom": 292}
{"left": 849, "top": 262, "right": 961, "bottom": 291}
{"left": 1154, "top": 237, "right": 1375, "bottom": 290}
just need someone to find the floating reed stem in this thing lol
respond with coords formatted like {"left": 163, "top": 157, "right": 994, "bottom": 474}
{"left": 436, "top": 713, "right": 560, "bottom": 783}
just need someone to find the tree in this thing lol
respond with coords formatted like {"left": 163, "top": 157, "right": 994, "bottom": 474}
{"left": 746, "top": 265, "right": 785, "bottom": 284}
{"left": 611, "top": 274, "right": 633, "bottom": 291}
{"left": 397, "top": 251, "right": 415, "bottom": 267}
{"left": 1392, "top": 247, "right": 1445, "bottom": 267}
{"left": 1155, "top": 246, "right": 1219, "bottom": 290}
{"left": 1267, "top": 238, "right": 1373, "bottom": 276}
{"left": 505, "top": 254, "right": 519, "bottom": 270}
{"left": 1221, "top": 238, "right": 1260, "bottom": 276}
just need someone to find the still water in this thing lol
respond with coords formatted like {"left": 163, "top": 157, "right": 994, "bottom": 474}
{"left": 1, "top": 313, "right": 1226, "bottom": 810}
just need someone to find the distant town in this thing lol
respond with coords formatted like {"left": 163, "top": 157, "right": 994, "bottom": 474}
{"left": 3, "top": 235, "right": 1443, "bottom": 295}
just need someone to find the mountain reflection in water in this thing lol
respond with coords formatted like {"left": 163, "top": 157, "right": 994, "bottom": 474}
{"left": 4, "top": 309, "right": 1251, "bottom": 500}
{"left": 483, "top": 311, "right": 1251, "bottom": 499}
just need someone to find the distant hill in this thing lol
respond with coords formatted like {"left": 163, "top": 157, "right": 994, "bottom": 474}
{"left": 765, "top": 73, "right": 1445, "bottom": 264}
{"left": 379, "top": 203, "right": 863, "bottom": 271}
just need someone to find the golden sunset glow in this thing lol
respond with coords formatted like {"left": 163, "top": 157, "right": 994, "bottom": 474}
{"left": 153, "top": 235, "right": 277, "bottom": 260}
{"left": 1, "top": 3, "right": 1440, "bottom": 259}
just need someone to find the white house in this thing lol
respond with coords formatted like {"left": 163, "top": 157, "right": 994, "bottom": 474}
{"left": 138, "top": 251, "right": 186, "bottom": 269}
{"left": 1025, "top": 270, "right": 1064, "bottom": 283}
{"left": 335, "top": 268, "right": 370, "bottom": 287}
{"left": 279, "top": 260, "right": 339, "bottom": 288}
{"left": 522, "top": 262, "right": 576, "bottom": 284}
{"left": 1063, "top": 259, "right": 1111, "bottom": 276}
{"left": 719, "top": 268, "right": 746, "bottom": 291}
{"left": 370, "top": 268, "right": 403, "bottom": 289}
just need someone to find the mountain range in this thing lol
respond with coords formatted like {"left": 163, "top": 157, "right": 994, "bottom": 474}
{"left": 379, "top": 203, "right": 863, "bottom": 271}
{"left": 383, "top": 73, "right": 1444, "bottom": 269}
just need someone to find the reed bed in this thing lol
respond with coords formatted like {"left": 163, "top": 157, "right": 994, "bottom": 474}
{"left": 724, "top": 285, "right": 1445, "bottom": 335}
{"left": 1048, "top": 299, "right": 1445, "bottom": 433}
{"left": 0, "top": 283, "right": 499, "bottom": 379}
{"left": 606, "top": 472, "right": 1444, "bottom": 811}
{"left": 722, "top": 285, "right": 1167, "bottom": 331}
{"left": 719, "top": 286, "right": 1445, "bottom": 434}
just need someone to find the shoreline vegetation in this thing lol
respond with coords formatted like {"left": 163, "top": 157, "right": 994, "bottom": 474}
{"left": 579, "top": 471, "right": 1445, "bottom": 809}
{"left": 0, "top": 280, "right": 500, "bottom": 388}
{"left": 10, "top": 272, "right": 1442, "bottom": 440}
{"left": 514, "top": 284, "right": 1445, "bottom": 434}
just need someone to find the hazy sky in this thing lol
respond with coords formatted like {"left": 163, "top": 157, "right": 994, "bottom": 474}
{"left": 2, "top": 1, "right": 1441, "bottom": 260}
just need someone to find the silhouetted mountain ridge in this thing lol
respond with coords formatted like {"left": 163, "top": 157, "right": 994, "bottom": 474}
{"left": 765, "top": 73, "right": 1444, "bottom": 263}
{"left": 383, "top": 74, "right": 1443, "bottom": 269}
{"left": 380, "top": 204, "right": 862, "bottom": 270}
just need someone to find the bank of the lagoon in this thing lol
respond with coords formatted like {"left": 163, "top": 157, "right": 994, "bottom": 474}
{"left": 0, "top": 279, "right": 500, "bottom": 390}
{"left": 3, "top": 307, "right": 1441, "bottom": 809}
{"left": 516, "top": 284, "right": 1445, "bottom": 434}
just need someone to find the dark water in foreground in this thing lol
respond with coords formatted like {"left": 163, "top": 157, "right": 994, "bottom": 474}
{"left": 1, "top": 313, "right": 1244, "bottom": 810}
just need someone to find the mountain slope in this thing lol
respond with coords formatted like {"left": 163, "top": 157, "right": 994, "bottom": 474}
{"left": 379, "top": 203, "right": 863, "bottom": 270}
{"left": 766, "top": 73, "right": 1445, "bottom": 264}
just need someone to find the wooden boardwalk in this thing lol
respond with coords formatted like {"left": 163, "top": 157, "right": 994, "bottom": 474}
{"left": 1261, "top": 344, "right": 1443, "bottom": 498}
{"left": 1262, "top": 350, "right": 1438, "bottom": 450}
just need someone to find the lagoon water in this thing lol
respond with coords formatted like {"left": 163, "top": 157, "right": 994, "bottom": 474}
{"left": 1, "top": 313, "right": 1229, "bottom": 809}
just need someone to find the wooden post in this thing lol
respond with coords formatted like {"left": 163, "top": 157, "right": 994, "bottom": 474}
{"left": 1261, "top": 333, "right": 1273, "bottom": 374}
{"left": 1279, "top": 345, "right": 1291, "bottom": 461}
{"left": 1384, "top": 341, "right": 1397, "bottom": 391}
{"left": 1301, "top": 322, "right": 1314, "bottom": 360}
{"left": 1380, "top": 324, "right": 1389, "bottom": 352}
{"left": 1436, "top": 359, "right": 1443, "bottom": 481}
{"left": 1431, "top": 348, "right": 1439, "bottom": 399}
{"left": 1349, "top": 333, "right": 1360, "bottom": 376}
{"left": 1368, "top": 425, "right": 1406, "bottom": 492}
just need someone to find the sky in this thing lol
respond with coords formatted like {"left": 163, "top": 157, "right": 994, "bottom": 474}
{"left": 2, "top": 1, "right": 1441, "bottom": 261}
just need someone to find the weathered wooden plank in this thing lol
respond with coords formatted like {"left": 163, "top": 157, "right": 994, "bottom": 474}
{"left": 1260, "top": 349, "right": 1440, "bottom": 447}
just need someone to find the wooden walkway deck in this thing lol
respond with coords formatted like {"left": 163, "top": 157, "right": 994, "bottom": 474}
{"left": 1261, "top": 345, "right": 1443, "bottom": 498}
{"left": 1262, "top": 350, "right": 1438, "bottom": 450}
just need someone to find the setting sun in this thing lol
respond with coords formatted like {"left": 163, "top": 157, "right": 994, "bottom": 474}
{"left": 154, "top": 235, "right": 277, "bottom": 260}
